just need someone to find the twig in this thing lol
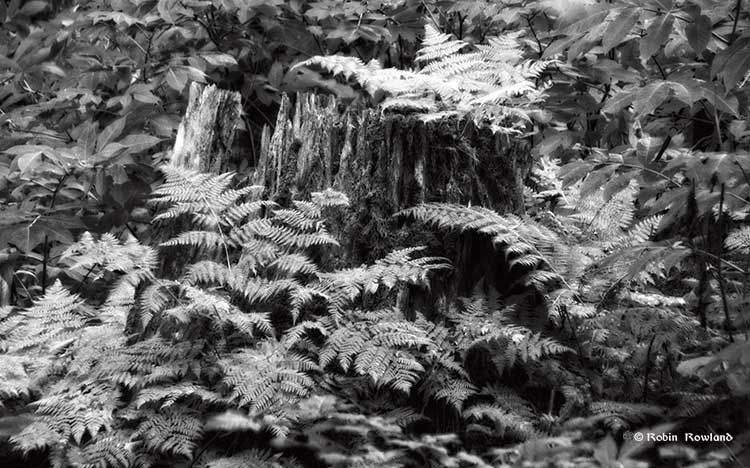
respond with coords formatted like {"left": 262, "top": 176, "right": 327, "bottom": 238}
{"left": 715, "top": 184, "right": 734, "bottom": 341}
{"left": 731, "top": 0, "right": 742, "bottom": 42}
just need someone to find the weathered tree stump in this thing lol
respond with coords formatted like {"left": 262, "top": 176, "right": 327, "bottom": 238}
{"left": 159, "top": 83, "right": 242, "bottom": 279}
{"left": 254, "top": 93, "right": 533, "bottom": 296}
{"left": 171, "top": 82, "right": 242, "bottom": 172}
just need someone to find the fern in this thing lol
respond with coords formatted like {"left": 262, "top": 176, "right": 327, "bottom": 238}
{"left": 135, "top": 406, "right": 203, "bottom": 458}
{"left": 725, "top": 225, "right": 750, "bottom": 254}
{"left": 464, "top": 403, "right": 537, "bottom": 441}
{"left": 416, "top": 23, "right": 469, "bottom": 64}
{"left": 220, "top": 340, "right": 316, "bottom": 413}
{"left": 293, "top": 24, "right": 553, "bottom": 134}
{"left": 2, "top": 280, "right": 86, "bottom": 353}
{"left": 66, "top": 435, "right": 133, "bottom": 468}
{"left": 205, "top": 449, "right": 294, "bottom": 468}
{"left": 318, "top": 308, "right": 431, "bottom": 392}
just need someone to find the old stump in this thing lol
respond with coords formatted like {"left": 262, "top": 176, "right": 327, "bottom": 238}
{"left": 253, "top": 93, "right": 533, "bottom": 297}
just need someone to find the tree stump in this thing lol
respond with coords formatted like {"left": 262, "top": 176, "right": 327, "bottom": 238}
{"left": 253, "top": 93, "right": 533, "bottom": 296}
{"left": 171, "top": 82, "right": 242, "bottom": 172}
{"left": 159, "top": 83, "right": 242, "bottom": 279}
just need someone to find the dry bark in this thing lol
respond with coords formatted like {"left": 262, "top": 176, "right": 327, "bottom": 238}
{"left": 171, "top": 82, "right": 242, "bottom": 172}
{"left": 160, "top": 83, "right": 242, "bottom": 279}
{"left": 254, "top": 92, "right": 533, "bottom": 297}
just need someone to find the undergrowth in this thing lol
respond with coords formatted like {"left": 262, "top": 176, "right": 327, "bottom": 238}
{"left": 1, "top": 159, "right": 747, "bottom": 468}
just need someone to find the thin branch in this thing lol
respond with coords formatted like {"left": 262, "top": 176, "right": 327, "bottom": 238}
{"left": 731, "top": 0, "right": 743, "bottom": 42}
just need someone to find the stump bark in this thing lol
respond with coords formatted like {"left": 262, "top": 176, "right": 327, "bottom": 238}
{"left": 254, "top": 93, "right": 533, "bottom": 296}
{"left": 171, "top": 82, "right": 242, "bottom": 172}
{"left": 160, "top": 83, "right": 242, "bottom": 278}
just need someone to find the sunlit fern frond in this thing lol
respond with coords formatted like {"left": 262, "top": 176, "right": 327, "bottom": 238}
{"left": 292, "top": 55, "right": 369, "bottom": 82}
{"left": 399, "top": 203, "right": 559, "bottom": 249}
{"left": 268, "top": 253, "right": 320, "bottom": 276}
{"left": 31, "top": 380, "right": 119, "bottom": 445}
{"left": 725, "top": 225, "right": 750, "bottom": 254}
{"left": 220, "top": 340, "right": 316, "bottom": 413}
{"left": 319, "top": 308, "right": 431, "bottom": 392}
{"left": 4, "top": 281, "right": 86, "bottom": 353}
{"left": 151, "top": 165, "right": 235, "bottom": 210}
{"left": 231, "top": 218, "right": 339, "bottom": 250}
{"left": 92, "top": 337, "right": 205, "bottom": 389}
{"left": 573, "top": 180, "right": 637, "bottom": 238}
{"left": 135, "top": 406, "right": 203, "bottom": 458}
{"left": 310, "top": 188, "right": 350, "bottom": 208}
{"left": 134, "top": 382, "right": 224, "bottom": 410}
{"left": 416, "top": 23, "right": 468, "bottom": 64}
{"left": 476, "top": 33, "right": 526, "bottom": 65}
{"left": 67, "top": 434, "right": 134, "bottom": 468}
{"left": 176, "top": 284, "right": 274, "bottom": 337}
{"left": 0, "top": 354, "right": 32, "bottom": 400}
{"left": 313, "top": 247, "right": 450, "bottom": 314}
{"left": 62, "top": 232, "right": 157, "bottom": 285}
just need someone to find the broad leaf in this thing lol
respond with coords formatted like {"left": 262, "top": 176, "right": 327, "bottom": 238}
{"left": 640, "top": 13, "right": 674, "bottom": 60}
{"left": 686, "top": 14, "right": 711, "bottom": 53}
{"left": 96, "top": 116, "right": 127, "bottom": 153}
{"left": 712, "top": 37, "right": 750, "bottom": 91}
{"left": 201, "top": 53, "right": 238, "bottom": 68}
{"left": 602, "top": 8, "right": 639, "bottom": 54}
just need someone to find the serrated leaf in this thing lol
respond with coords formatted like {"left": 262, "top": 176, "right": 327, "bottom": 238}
{"left": 602, "top": 8, "right": 639, "bottom": 54}
{"left": 686, "top": 15, "right": 711, "bottom": 53}
{"left": 640, "top": 13, "right": 674, "bottom": 60}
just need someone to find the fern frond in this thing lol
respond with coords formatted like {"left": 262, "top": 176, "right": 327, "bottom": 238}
{"left": 464, "top": 403, "right": 537, "bottom": 440}
{"left": 293, "top": 55, "right": 368, "bottom": 82}
{"left": 399, "top": 203, "right": 558, "bottom": 248}
{"left": 220, "top": 341, "right": 316, "bottom": 412}
{"left": 32, "top": 380, "right": 119, "bottom": 444}
{"left": 232, "top": 219, "right": 339, "bottom": 249}
{"left": 0, "top": 355, "right": 32, "bottom": 400}
{"left": 62, "top": 232, "right": 157, "bottom": 285}
{"left": 4, "top": 281, "right": 86, "bottom": 353}
{"left": 725, "top": 226, "right": 750, "bottom": 253}
{"left": 68, "top": 434, "right": 133, "bottom": 468}
{"left": 268, "top": 253, "right": 320, "bottom": 276}
{"left": 319, "top": 309, "right": 431, "bottom": 392}
{"left": 205, "top": 449, "right": 286, "bottom": 468}
{"left": 136, "top": 406, "right": 203, "bottom": 458}
{"left": 310, "top": 188, "right": 350, "bottom": 208}
{"left": 160, "top": 230, "right": 226, "bottom": 250}
{"left": 134, "top": 383, "right": 224, "bottom": 410}
{"left": 416, "top": 24, "right": 468, "bottom": 63}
